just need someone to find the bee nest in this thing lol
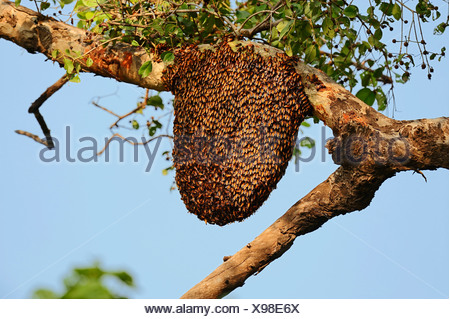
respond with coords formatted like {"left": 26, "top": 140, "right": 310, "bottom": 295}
{"left": 162, "top": 42, "right": 312, "bottom": 226}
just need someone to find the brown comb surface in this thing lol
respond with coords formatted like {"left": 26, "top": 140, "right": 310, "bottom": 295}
{"left": 162, "top": 42, "right": 312, "bottom": 225}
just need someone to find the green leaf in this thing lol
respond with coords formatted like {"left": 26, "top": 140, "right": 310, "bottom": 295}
{"left": 131, "top": 40, "right": 139, "bottom": 47}
{"left": 401, "top": 72, "right": 410, "bottom": 83}
{"left": 356, "top": 88, "right": 376, "bottom": 106}
{"left": 85, "top": 11, "right": 95, "bottom": 20}
{"left": 392, "top": 3, "right": 402, "bottom": 20}
{"left": 75, "top": 266, "right": 104, "bottom": 279}
{"left": 285, "top": 44, "right": 293, "bottom": 57}
{"left": 40, "top": 2, "right": 50, "bottom": 11}
{"left": 86, "top": 57, "right": 93, "bottom": 67}
{"left": 322, "top": 17, "right": 335, "bottom": 38}
{"left": 373, "top": 28, "right": 382, "bottom": 41}
{"left": 148, "top": 126, "right": 157, "bottom": 136}
{"left": 64, "top": 58, "right": 74, "bottom": 74}
{"left": 62, "top": 282, "right": 113, "bottom": 299}
{"left": 300, "top": 137, "right": 315, "bottom": 149}
{"left": 161, "top": 52, "right": 175, "bottom": 63}
{"left": 434, "top": 22, "right": 448, "bottom": 35}
{"left": 228, "top": 40, "right": 240, "bottom": 52}
{"left": 301, "top": 121, "right": 310, "bottom": 127}
{"left": 131, "top": 120, "right": 139, "bottom": 130}
{"left": 82, "top": 0, "right": 102, "bottom": 8}
{"left": 380, "top": 2, "right": 393, "bottom": 16}
{"left": 14, "top": 0, "right": 21, "bottom": 6}
{"left": 368, "top": 35, "right": 376, "bottom": 47}
{"left": 138, "top": 61, "right": 153, "bottom": 78}
{"left": 361, "top": 73, "right": 371, "bottom": 87}
{"left": 373, "top": 67, "right": 384, "bottom": 79}
{"left": 153, "top": 120, "right": 162, "bottom": 128}
{"left": 375, "top": 89, "right": 387, "bottom": 111}
{"left": 278, "top": 20, "right": 293, "bottom": 39}
{"left": 236, "top": 10, "right": 251, "bottom": 23}
{"left": 271, "top": 26, "right": 278, "bottom": 40}
{"left": 343, "top": 5, "right": 358, "bottom": 19}
{"left": 304, "top": 45, "right": 317, "bottom": 63}
{"left": 276, "top": 20, "right": 289, "bottom": 33}
{"left": 162, "top": 165, "right": 174, "bottom": 176}
{"left": 146, "top": 95, "right": 164, "bottom": 109}
{"left": 52, "top": 49, "right": 59, "bottom": 60}
{"left": 112, "top": 271, "right": 134, "bottom": 287}
{"left": 32, "top": 289, "right": 58, "bottom": 299}
{"left": 368, "top": 18, "right": 380, "bottom": 29}
{"left": 70, "top": 75, "right": 81, "bottom": 83}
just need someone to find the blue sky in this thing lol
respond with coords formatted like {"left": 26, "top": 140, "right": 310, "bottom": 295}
{"left": 0, "top": 3, "right": 448, "bottom": 299}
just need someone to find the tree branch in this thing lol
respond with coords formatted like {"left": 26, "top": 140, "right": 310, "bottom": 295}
{"left": 181, "top": 99, "right": 448, "bottom": 299}
{"left": 180, "top": 43, "right": 449, "bottom": 299}
{"left": 0, "top": 0, "right": 166, "bottom": 90}
{"left": 181, "top": 166, "right": 395, "bottom": 298}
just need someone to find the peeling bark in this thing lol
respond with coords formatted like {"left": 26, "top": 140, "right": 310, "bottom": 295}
{"left": 0, "top": 1, "right": 166, "bottom": 90}
{"left": 181, "top": 167, "right": 394, "bottom": 299}
{"left": 180, "top": 116, "right": 448, "bottom": 299}
{"left": 1, "top": 1, "right": 448, "bottom": 299}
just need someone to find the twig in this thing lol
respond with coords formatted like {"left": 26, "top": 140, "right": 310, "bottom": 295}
{"left": 28, "top": 75, "right": 69, "bottom": 113}
{"left": 25, "top": 74, "right": 69, "bottom": 149}
{"left": 15, "top": 130, "right": 52, "bottom": 148}
{"left": 413, "top": 169, "right": 428, "bottom": 182}
{"left": 33, "top": 110, "right": 54, "bottom": 148}
{"left": 108, "top": 89, "right": 149, "bottom": 129}
{"left": 237, "top": 0, "right": 285, "bottom": 37}
{"left": 97, "top": 133, "right": 172, "bottom": 156}
{"left": 237, "top": 10, "right": 279, "bottom": 33}
{"left": 92, "top": 102, "right": 121, "bottom": 118}
{"left": 240, "top": 18, "right": 283, "bottom": 39}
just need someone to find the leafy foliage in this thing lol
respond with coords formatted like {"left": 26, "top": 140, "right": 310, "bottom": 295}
{"left": 32, "top": 262, "right": 134, "bottom": 299}
{"left": 19, "top": 0, "right": 448, "bottom": 167}
{"left": 25, "top": 0, "right": 447, "bottom": 111}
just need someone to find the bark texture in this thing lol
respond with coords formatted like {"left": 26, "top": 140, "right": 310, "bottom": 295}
{"left": 0, "top": 1, "right": 166, "bottom": 90}
{"left": 1, "top": 1, "right": 448, "bottom": 299}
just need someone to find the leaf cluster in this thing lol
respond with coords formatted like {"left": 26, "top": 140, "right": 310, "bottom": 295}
{"left": 18, "top": 0, "right": 447, "bottom": 170}
{"left": 236, "top": 0, "right": 446, "bottom": 110}
{"left": 25, "top": 0, "right": 447, "bottom": 111}
{"left": 32, "top": 262, "right": 134, "bottom": 299}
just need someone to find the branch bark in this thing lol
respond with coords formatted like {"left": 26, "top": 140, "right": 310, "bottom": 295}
{"left": 180, "top": 68, "right": 449, "bottom": 297}
{"left": 0, "top": 0, "right": 166, "bottom": 90}
{"left": 1, "top": 0, "right": 448, "bottom": 299}
{"left": 180, "top": 47, "right": 448, "bottom": 298}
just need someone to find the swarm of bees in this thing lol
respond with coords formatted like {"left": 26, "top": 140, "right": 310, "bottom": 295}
{"left": 162, "top": 41, "right": 311, "bottom": 226}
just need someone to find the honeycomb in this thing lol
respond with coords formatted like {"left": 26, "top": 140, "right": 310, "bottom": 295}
{"left": 162, "top": 41, "right": 311, "bottom": 225}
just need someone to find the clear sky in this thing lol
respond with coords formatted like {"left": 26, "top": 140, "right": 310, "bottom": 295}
{"left": 0, "top": 3, "right": 448, "bottom": 299}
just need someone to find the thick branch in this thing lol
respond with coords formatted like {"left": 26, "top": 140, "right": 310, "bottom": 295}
{"left": 182, "top": 115, "right": 448, "bottom": 298}
{"left": 181, "top": 46, "right": 449, "bottom": 298}
{"left": 181, "top": 166, "right": 394, "bottom": 298}
{"left": 0, "top": 1, "right": 166, "bottom": 90}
